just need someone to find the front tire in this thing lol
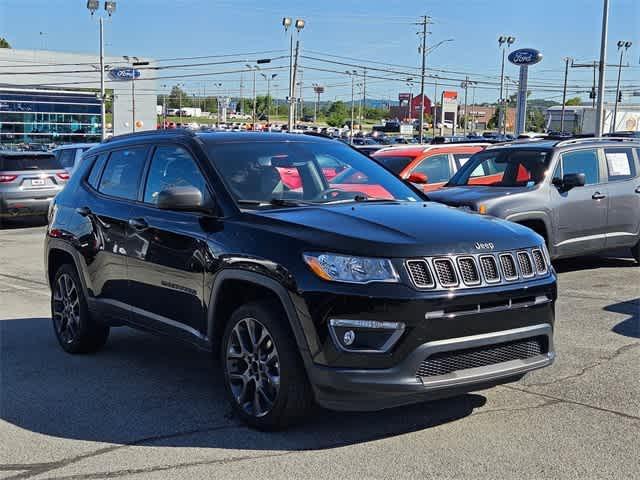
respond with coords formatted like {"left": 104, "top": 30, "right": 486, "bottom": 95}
{"left": 221, "top": 301, "right": 314, "bottom": 430}
{"left": 51, "top": 264, "right": 109, "bottom": 354}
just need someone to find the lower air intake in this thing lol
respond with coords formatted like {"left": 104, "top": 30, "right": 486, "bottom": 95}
{"left": 416, "top": 337, "right": 546, "bottom": 378}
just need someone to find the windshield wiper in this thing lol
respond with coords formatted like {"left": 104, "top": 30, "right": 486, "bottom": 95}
{"left": 353, "top": 195, "right": 400, "bottom": 203}
{"left": 236, "top": 198, "right": 313, "bottom": 208}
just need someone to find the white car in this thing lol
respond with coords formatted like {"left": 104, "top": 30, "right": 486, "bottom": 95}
{"left": 52, "top": 143, "right": 98, "bottom": 176}
{"left": 437, "top": 121, "right": 454, "bottom": 129}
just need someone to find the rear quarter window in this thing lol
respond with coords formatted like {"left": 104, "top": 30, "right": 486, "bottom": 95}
{"left": 604, "top": 148, "right": 636, "bottom": 181}
{"left": 0, "top": 154, "right": 62, "bottom": 171}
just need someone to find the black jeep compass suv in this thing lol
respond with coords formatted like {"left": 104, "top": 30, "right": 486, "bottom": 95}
{"left": 45, "top": 130, "right": 556, "bottom": 429}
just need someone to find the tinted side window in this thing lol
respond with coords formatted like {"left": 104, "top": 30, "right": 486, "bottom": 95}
{"left": 453, "top": 153, "right": 472, "bottom": 169}
{"left": 561, "top": 149, "right": 599, "bottom": 185}
{"left": 412, "top": 154, "right": 451, "bottom": 183}
{"left": 143, "top": 146, "right": 207, "bottom": 205}
{"left": 58, "top": 149, "right": 76, "bottom": 169}
{"left": 98, "top": 147, "right": 147, "bottom": 200}
{"left": 604, "top": 148, "right": 636, "bottom": 182}
{"left": 87, "top": 153, "right": 108, "bottom": 189}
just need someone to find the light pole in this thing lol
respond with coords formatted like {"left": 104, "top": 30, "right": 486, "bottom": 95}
{"left": 123, "top": 56, "right": 148, "bottom": 133}
{"left": 246, "top": 64, "right": 259, "bottom": 129}
{"left": 595, "top": 0, "right": 609, "bottom": 137}
{"left": 560, "top": 57, "right": 572, "bottom": 134}
{"left": 611, "top": 40, "right": 632, "bottom": 133}
{"left": 283, "top": 17, "right": 305, "bottom": 131}
{"left": 461, "top": 77, "right": 475, "bottom": 137}
{"left": 432, "top": 74, "right": 439, "bottom": 138}
{"left": 87, "top": 0, "right": 116, "bottom": 140}
{"left": 160, "top": 84, "right": 168, "bottom": 129}
{"left": 406, "top": 78, "right": 414, "bottom": 120}
{"left": 346, "top": 70, "right": 357, "bottom": 144}
{"left": 498, "top": 35, "right": 516, "bottom": 135}
{"left": 261, "top": 73, "right": 277, "bottom": 123}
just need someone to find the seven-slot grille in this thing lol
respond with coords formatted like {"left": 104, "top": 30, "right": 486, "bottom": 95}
{"left": 405, "top": 248, "right": 549, "bottom": 290}
{"left": 406, "top": 260, "right": 434, "bottom": 288}
{"left": 416, "top": 337, "right": 546, "bottom": 378}
{"left": 457, "top": 257, "right": 480, "bottom": 285}
{"left": 517, "top": 251, "right": 534, "bottom": 277}
{"left": 531, "top": 249, "right": 547, "bottom": 273}
{"left": 433, "top": 259, "right": 458, "bottom": 287}
{"left": 480, "top": 255, "right": 500, "bottom": 283}
{"left": 499, "top": 254, "right": 518, "bottom": 280}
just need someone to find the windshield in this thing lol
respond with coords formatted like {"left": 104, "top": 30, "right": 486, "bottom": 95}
{"left": 447, "top": 148, "right": 552, "bottom": 187}
{"left": 371, "top": 155, "right": 416, "bottom": 175}
{"left": 205, "top": 140, "right": 421, "bottom": 206}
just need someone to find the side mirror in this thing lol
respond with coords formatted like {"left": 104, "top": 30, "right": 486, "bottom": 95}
{"left": 554, "top": 173, "right": 585, "bottom": 191}
{"left": 408, "top": 172, "right": 428, "bottom": 184}
{"left": 156, "top": 186, "right": 207, "bottom": 212}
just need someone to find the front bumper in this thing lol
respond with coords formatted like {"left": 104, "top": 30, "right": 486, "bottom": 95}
{"left": 308, "top": 323, "right": 554, "bottom": 411}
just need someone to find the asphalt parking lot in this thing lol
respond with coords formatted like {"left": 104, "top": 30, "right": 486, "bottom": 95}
{"left": 0, "top": 218, "right": 638, "bottom": 480}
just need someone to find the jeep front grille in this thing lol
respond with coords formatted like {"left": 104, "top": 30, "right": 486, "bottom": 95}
{"left": 531, "top": 249, "right": 547, "bottom": 274}
{"left": 480, "top": 255, "right": 500, "bottom": 283}
{"left": 499, "top": 254, "right": 518, "bottom": 281}
{"left": 517, "top": 251, "right": 534, "bottom": 277}
{"left": 406, "top": 260, "right": 434, "bottom": 288}
{"left": 433, "top": 258, "right": 458, "bottom": 287}
{"left": 416, "top": 336, "right": 546, "bottom": 378}
{"left": 457, "top": 257, "right": 480, "bottom": 285}
{"left": 405, "top": 247, "right": 550, "bottom": 290}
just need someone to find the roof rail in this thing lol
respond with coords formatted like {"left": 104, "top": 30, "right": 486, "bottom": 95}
{"left": 554, "top": 136, "right": 639, "bottom": 147}
{"left": 104, "top": 128, "right": 196, "bottom": 143}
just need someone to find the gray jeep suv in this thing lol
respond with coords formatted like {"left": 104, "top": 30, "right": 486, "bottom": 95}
{"left": 428, "top": 138, "right": 640, "bottom": 263}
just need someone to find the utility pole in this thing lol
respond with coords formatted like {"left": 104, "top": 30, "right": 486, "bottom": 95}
{"left": 363, "top": 68, "right": 367, "bottom": 124}
{"left": 595, "top": 0, "right": 609, "bottom": 137}
{"left": 347, "top": 70, "right": 356, "bottom": 144}
{"left": 298, "top": 68, "right": 304, "bottom": 122}
{"left": 239, "top": 72, "right": 244, "bottom": 115}
{"left": 252, "top": 70, "right": 257, "bottom": 128}
{"left": 461, "top": 76, "right": 470, "bottom": 137}
{"left": 283, "top": 18, "right": 305, "bottom": 131}
{"left": 416, "top": 15, "right": 431, "bottom": 143}
{"left": 560, "top": 57, "right": 571, "bottom": 133}
{"left": 291, "top": 40, "right": 301, "bottom": 127}
{"left": 432, "top": 75, "right": 439, "bottom": 138}
{"left": 470, "top": 83, "right": 476, "bottom": 132}
{"left": 612, "top": 40, "right": 632, "bottom": 133}
{"left": 571, "top": 60, "right": 599, "bottom": 108}
{"left": 99, "top": 18, "right": 106, "bottom": 139}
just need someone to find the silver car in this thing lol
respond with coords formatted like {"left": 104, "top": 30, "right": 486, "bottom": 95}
{"left": 0, "top": 151, "right": 69, "bottom": 220}
{"left": 52, "top": 143, "right": 97, "bottom": 176}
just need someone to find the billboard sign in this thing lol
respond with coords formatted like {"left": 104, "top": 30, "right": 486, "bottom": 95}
{"left": 508, "top": 48, "right": 543, "bottom": 66}
{"left": 398, "top": 93, "right": 412, "bottom": 102}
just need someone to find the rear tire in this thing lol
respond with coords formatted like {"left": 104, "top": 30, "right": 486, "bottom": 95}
{"left": 51, "top": 264, "right": 109, "bottom": 354}
{"left": 221, "top": 300, "right": 314, "bottom": 430}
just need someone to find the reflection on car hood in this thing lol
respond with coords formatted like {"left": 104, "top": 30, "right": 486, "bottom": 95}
{"left": 248, "top": 201, "right": 540, "bottom": 257}
{"left": 428, "top": 186, "right": 531, "bottom": 207}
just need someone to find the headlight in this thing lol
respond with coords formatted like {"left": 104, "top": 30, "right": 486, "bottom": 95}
{"left": 303, "top": 252, "right": 399, "bottom": 284}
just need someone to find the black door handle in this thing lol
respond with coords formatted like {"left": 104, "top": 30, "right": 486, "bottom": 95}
{"left": 75, "top": 206, "right": 92, "bottom": 217}
{"left": 592, "top": 192, "right": 606, "bottom": 200}
{"left": 128, "top": 218, "right": 149, "bottom": 231}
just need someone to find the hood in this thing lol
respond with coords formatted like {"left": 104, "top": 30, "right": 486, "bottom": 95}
{"left": 427, "top": 186, "right": 530, "bottom": 208}
{"left": 246, "top": 201, "right": 541, "bottom": 257}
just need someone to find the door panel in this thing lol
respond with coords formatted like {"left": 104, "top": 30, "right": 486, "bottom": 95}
{"left": 125, "top": 145, "right": 210, "bottom": 337}
{"left": 552, "top": 148, "right": 608, "bottom": 256}
{"left": 603, "top": 148, "right": 640, "bottom": 248}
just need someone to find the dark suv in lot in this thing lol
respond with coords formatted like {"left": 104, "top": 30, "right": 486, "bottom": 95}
{"left": 428, "top": 138, "right": 640, "bottom": 262}
{"left": 45, "top": 130, "right": 556, "bottom": 429}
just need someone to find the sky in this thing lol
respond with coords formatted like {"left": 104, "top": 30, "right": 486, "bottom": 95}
{"left": 0, "top": 0, "right": 638, "bottom": 105}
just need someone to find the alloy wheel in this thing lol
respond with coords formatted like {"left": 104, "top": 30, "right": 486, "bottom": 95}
{"left": 52, "top": 273, "right": 81, "bottom": 344}
{"left": 225, "top": 317, "right": 280, "bottom": 418}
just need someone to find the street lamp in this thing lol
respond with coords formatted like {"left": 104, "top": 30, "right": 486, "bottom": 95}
{"left": 246, "top": 64, "right": 259, "bottom": 129}
{"left": 497, "top": 35, "right": 515, "bottom": 135}
{"left": 261, "top": 73, "right": 278, "bottom": 122}
{"left": 312, "top": 84, "right": 325, "bottom": 123}
{"left": 283, "top": 17, "right": 305, "bottom": 131}
{"left": 611, "top": 40, "right": 632, "bottom": 133}
{"left": 86, "top": 0, "right": 116, "bottom": 140}
{"left": 346, "top": 70, "right": 357, "bottom": 144}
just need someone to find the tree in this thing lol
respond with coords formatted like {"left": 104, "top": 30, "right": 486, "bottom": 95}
{"left": 0, "top": 37, "right": 11, "bottom": 48}
{"left": 167, "top": 85, "right": 191, "bottom": 109}
{"left": 326, "top": 101, "right": 349, "bottom": 127}
{"left": 565, "top": 96, "right": 582, "bottom": 106}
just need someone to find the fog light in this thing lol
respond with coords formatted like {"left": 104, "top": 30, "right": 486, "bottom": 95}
{"left": 329, "top": 319, "right": 405, "bottom": 353}
{"left": 343, "top": 330, "right": 356, "bottom": 345}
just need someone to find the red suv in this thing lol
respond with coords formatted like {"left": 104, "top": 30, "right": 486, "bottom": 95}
{"left": 371, "top": 144, "right": 489, "bottom": 192}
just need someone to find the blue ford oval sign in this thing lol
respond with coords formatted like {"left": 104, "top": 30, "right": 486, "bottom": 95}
{"left": 109, "top": 68, "right": 141, "bottom": 81}
{"left": 508, "top": 48, "right": 543, "bottom": 66}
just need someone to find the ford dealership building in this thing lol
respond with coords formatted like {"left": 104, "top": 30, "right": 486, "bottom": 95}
{"left": 0, "top": 48, "right": 156, "bottom": 146}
